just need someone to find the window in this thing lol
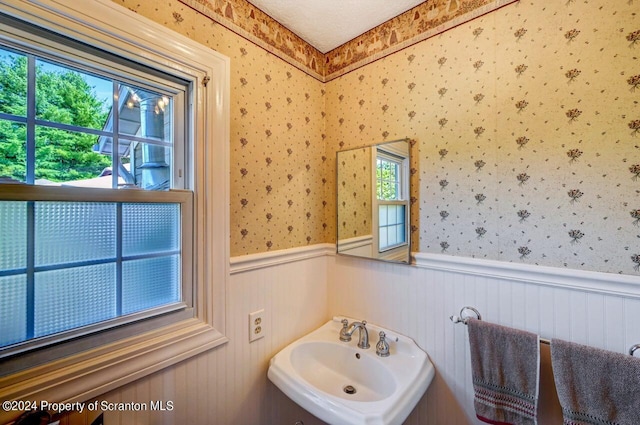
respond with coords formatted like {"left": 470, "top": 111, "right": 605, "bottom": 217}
{"left": 0, "top": 42, "right": 189, "bottom": 355}
{"left": 375, "top": 150, "right": 408, "bottom": 252}
{"left": 0, "top": 47, "right": 183, "bottom": 190}
{"left": 376, "top": 154, "right": 402, "bottom": 201}
{"left": 0, "top": 0, "right": 228, "bottom": 412}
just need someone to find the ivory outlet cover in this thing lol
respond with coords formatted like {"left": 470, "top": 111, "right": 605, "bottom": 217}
{"left": 249, "top": 309, "right": 265, "bottom": 342}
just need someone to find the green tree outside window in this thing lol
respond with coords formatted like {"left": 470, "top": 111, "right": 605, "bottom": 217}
{"left": 0, "top": 54, "right": 111, "bottom": 182}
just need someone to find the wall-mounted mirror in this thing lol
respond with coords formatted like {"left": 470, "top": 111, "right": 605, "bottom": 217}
{"left": 336, "top": 138, "right": 411, "bottom": 264}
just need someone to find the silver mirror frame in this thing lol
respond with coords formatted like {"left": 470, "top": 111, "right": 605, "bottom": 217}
{"left": 336, "top": 138, "right": 411, "bottom": 264}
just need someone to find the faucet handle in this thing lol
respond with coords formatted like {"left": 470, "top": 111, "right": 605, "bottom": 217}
{"left": 376, "top": 331, "right": 390, "bottom": 357}
{"left": 339, "top": 319, "right": 351, "bottom": 342}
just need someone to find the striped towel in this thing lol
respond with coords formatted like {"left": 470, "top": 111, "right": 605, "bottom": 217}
{"left": 467, "top": 319, "right": 540, "bottom": 425}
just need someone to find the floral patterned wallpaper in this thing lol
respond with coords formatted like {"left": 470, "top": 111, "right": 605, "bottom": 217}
{"left": 336, "top": 147, "right": 372, "bottom": 241}
{"left": 112, "top": 0, "right": 331, "bottom": 256}
{"left": 114, "top": 0, "right": 639, "bottom": 275}
{"left": 325, "top": 0, "right": 640, "bottom": 274}
{"left": 325, "top": 0, "right": 516, "bottom": 81}
{"left": 230, "top": 57, "right": 328, "bottom": 255}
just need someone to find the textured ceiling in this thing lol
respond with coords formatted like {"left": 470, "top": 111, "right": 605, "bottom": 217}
{"left": 245, "top": 0, "right": 426, "bottom": 53}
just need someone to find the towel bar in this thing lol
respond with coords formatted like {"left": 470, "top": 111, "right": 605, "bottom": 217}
{"left": 449, "top": 306, "right": 640, "bottom": 353}
{"left": 449, "top": 306, "right": 481, "bottom": 324}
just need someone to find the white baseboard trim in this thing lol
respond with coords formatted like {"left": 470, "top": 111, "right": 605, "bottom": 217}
{"left": 413, "top": 252, "right": 640, "bottom": 299}
{"left": 230, "top": 243, "right": 335, "bottom": 274}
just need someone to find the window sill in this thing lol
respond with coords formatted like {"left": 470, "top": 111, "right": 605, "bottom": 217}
{"left": 0, "top": 0, "right": 230, "bottom": 419}
{"left": 0, "top": 319, "right": 228, "bottom": 423}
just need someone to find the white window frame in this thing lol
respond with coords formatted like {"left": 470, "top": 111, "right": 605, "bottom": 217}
{"left": 371, "top": 144, "right": 409, "bottom": 258}
{"left": 0, "top": 0, "right": 229, "bottom": 417}
{"left": 376, "top": 152, "right": 404, "bottom": 201}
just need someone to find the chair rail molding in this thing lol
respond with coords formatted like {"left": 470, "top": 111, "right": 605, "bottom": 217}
{"left": 414, "top": 252, "right": 640, "bottom": 299}
{"left": 230, "top": 243, "right": 334, "bottom": 274}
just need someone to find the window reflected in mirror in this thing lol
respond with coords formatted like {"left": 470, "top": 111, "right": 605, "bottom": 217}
{"left": 336, "top": 138, "right": 410, "bottom": 263}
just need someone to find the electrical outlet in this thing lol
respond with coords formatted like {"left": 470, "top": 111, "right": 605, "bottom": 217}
{"left": 249, "top": 309, "right": 265, "bottom": 342}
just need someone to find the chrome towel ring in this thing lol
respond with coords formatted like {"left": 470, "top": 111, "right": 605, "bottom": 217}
{"left": 449, "top": 306, "right": 482, "bottom": 325}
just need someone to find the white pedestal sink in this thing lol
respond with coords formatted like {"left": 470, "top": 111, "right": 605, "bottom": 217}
{"left": 268, "top": 317, "right": 435, "bottom": 425}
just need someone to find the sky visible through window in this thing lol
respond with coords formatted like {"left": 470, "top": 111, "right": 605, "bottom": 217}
{"left": 0, "top": 47, "right": 183, "bottom": 350}
{"left": 39, "top": 58, "right": 113, "bottom": 116}
{"left": 1, "top": 47, "right": 174, "bottom": 189}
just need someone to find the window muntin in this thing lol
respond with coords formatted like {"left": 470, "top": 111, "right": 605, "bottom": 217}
{"left": 0, "top": 0, "right": 227, "bottom": 411}
{"left": 0, "top": 191, "right": 188, "bottom": 353}
{"left": 378, "top": 203, "right": 407, "bottom": 251}
{"left": 376, "top": 155, "right": 401, "bottom": 201}
{"left": 0, "top": 45, "right": 182, "bottom": 190}
{"left": 0, "top": 33, "right": 190, "bottom": 356}
{"left": 376, "top": 151, "right": 408, "bottom": 252}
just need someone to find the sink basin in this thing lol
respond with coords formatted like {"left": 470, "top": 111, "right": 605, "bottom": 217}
{"left": 291, "top": 341, "right": 396, "bottom": 402}
{"left": 268, "top": 317, "right": 435, "bottom": 425}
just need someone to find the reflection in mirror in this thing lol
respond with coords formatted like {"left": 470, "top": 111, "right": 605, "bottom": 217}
{"left": 336, "top": 139, "right": 410, "bottom": 264}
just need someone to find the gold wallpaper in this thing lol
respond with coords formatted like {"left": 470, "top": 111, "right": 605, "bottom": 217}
{"left": 336, "top": 147, "right": 373, "bottom": 240}
{"left": 325, "top": 0, "right": 640, "bottom": 274}
{"left": 113, "top": 0, "right": 639, "bottom": 274}
{"left": 112, "top": 0, "right": 331, "bottom": 256}
{"left": 229, "top": 52, "right": 328, "bottom": 255}
{"left": 177, "top": 0, "right": 516, "bottom": 81}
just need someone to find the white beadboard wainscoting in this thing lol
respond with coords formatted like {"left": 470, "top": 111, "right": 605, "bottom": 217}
{"left": 91, "top": 245, "right": 332, "bottom": 425}
{"left": 328, "top": 252, "right": 640, "bottom": 425}
{"left": 71, "top": 245, "right": 639, "bottom": 425}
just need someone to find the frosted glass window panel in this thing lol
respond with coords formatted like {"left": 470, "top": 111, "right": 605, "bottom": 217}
{"left": 386, "top": 205, "right": 399, "bottom": 225}
{"left": 35, "top": 202, "right": 116, "bottom": 267}
{"left": 388, "top": 225, "right": 398, "bottom": 246}
{"left": 122, "top": 255, "right": 180, "bottom": 315}
{"left": 397, "top": 223, "right": 406, "bottom": 243}
{"left": 379, "top": 205, "right": 388, "bottom": 226}
{"left": 0, "top": 275, "right": 27, "bottom": 347}
{"left": 379, "top": 227, "right": 388, "bottom": 250}
{"left": 122, "top": 203, "right": 179, "bottom": 256}
{"left": 34, "top": 263, "right": 116, "bottom": 338}
{"left": 0, "top": 201, "right": 27, "bottom": 271}
{"left": 396, "top": 205, "right": 405, "bottom": 223}
{"left": 386, "top": 205, "right": 395, "bottom": 225}
{"left": 378, "top": 204, "right": 407, "bottom": 251}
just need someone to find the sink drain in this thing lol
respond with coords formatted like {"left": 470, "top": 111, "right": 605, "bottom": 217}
{"left": 343, "top": 385, "right": 357, "bottom": 395}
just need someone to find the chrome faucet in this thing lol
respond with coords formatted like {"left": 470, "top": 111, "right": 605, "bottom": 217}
{"left": 339, "top": 319, "right": 370, "bottom": 349}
